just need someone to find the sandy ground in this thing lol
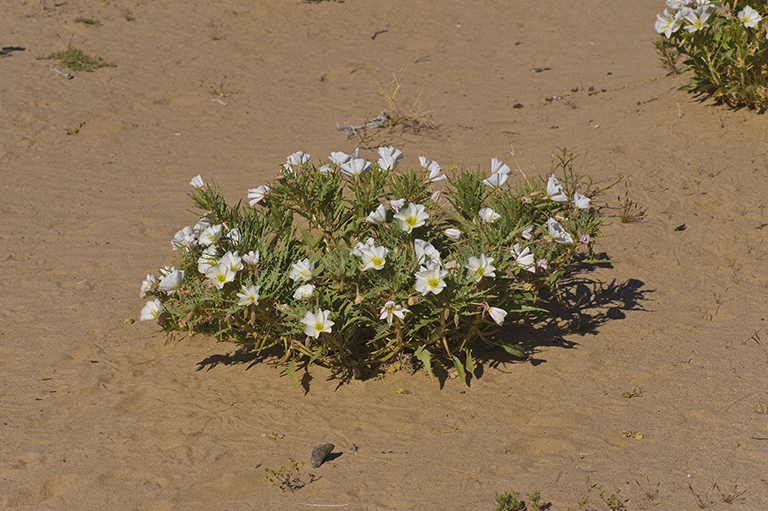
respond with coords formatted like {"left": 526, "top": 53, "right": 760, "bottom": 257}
{"left": 2, "top": 0, "right": 768, "bottom": 509}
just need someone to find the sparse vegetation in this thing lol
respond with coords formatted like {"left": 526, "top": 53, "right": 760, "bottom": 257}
{"left": 37, "top": 48, "right": 115, "bottom": 72}
{"left": 264, "top": 457, "right": 314, "bottom": 492}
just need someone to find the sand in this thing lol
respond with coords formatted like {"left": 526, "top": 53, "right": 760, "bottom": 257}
{"left": 1, "top": 0, "right": 767, "bottom": 509}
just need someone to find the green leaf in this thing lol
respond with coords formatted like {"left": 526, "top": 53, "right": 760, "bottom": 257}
{"left": 298, "top": 224, "right": 321, "bottom": 249}
{"left": 501, "top": 344, "right": 526, "bottom": 358}
{"left": 451, "top": 354, "right": 466, "bottom": 384}
{"left": 308, "top": 347, "right": 321, "bottom": 365}
{"left": 287, "top": 359, "right": 300, "bottom": 388}
{"left": 465, "top": 349, "right": 474, "bottom": 374}
{"left": 414, "top": 346, "right": 434, "bottom": 380}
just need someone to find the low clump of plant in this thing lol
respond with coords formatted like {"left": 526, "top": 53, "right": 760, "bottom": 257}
{"left": 139, "top": 147, "right": 603, "bottom": 383}
{"left": 655, "top": 1, "right": 768, "bottom": 110}
{"left": 37, "top": 47, "right": 115, "bottom": 72}
{"left": 264, "top": 457, "right": 314, "bottom": 492}
{"left": 494, "top": 489, "right": 546, "bottom": 511}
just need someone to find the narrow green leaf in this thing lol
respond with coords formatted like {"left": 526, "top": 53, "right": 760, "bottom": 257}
{"left": 501, "top": 344, "right": 526, "bottom": 358}
{"left": 414, "top": 346, "right": 434, "bottom": 380}
{"left": 451, "top": 354, "right": 466, "bottom": 384}
{"left": 465, "top": 349, "right": 474, "bottom": 374}
{"left": 287, "top": 359, "right": 300, "bottom": 388}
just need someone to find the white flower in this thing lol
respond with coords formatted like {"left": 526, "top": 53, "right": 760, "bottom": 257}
{"left": 414, "top": 267, "right": 448, "bottom": 296}
{"left": 140, "top": 299, "right": 163, "bottom": 321}
{"left": 351, "top": 237, "right": 376, "bottom": 257}
{"left": 464, "top": 254, "right": 496, "bottom": 282}
{"left": 655, "top": 9, "right": 683, "bottom": 37}
{"left": 738, "top": 6, "right": 762, "bottom": 28}
{"left": 340, "top": 158, "right": 371, "bottom": 177}
{"left": 199, "top": 224, "right": 223, "bottom": 246}
{"left": 414, "top": 239, "right": 441, "bottom": 268}
{"left": 318, "top": 164, "right": 335, "bottom": 175}
{"left": 684, "top": 6, "right": 711, "bottom": 32}
{"left": 289, "top": 258, "right": 315, "bottom": 282}
{"left": 301, "top": 309, "right": 334, "bottom": 338}
{"left": 330, "top": 151, "right": 351, "bottom": 166}
{"left": 242, "top": 250, "right": 260, "bottom": 266}
{"left": 393, "top": 203, "right": 429, "bottom": 233}
{"left": 390, "top": 198, "right": 406, "bottom": 212}
{"left": 546, "top": 175, "right": 569, "bottom": 204}
{"left": 483, "top": 158, "right": 511, "bottom": 188}
{"left": 190, "top": 175, "right": 204, "bottom": 188}
{"left": 430, "top": 190, "right": 442, "bottom": 203}
{"left": 198, "top": 245, "right": 220, "bottom": 274}
{"left": 573, "top": 192, "right": 591, "bottom": 209}
{"left": 478, "top": 207, "right": 501, "bottom": 224}
{"left": 511, "top": 243, "right": 536, "bottom": 273}
{"left": 483, "top": 171, "right": 509, "bottom": 189}
{"left": 237, "top": 284, "right": 261, "bottom": 306}
{"left": 419, "top": 156, "right": 446, "bottom": 182}
{"left": 193, "top": 215, "right": 212, "bottom": 235}
{"left": 444, "top": 228, "right": 462, "bottom": 240}
{"left": 537, "top": 258, "right": 549, "bottom": 271}
{"left": 140, "top": 274, "right": 158, "bottom": 297}
{"left": 377, "top": 146, "right": 403, "bottom": 170}
{"left": 666, "top": 0, "right": 684, "bottom": 9}
{"left": 171, "top": 226, "right": 197, "bottom": 251}
{"left": 488, "top": 307, "right": 507, "bottom": 326}
{"left": 220, "top": 251, "right": 244, "bottom": 273}
{"left": 360, "top": 245, "right": 389, "bottom": 271}
{"left": 547, "top": 218, "right": 574, "bottom": 244}
{"left": 206, "top": 262, "right": 235, "bottom": 289}
{"left": 293, "top": 283, "right": 315, "bottom": 300}
{"left": 379, "top": 301, "right": 410, "bottom": 326}
{"left": 287, "top": 151, "right": 311, "bottom": 166}
{"left": 365, "top": 204, "right": 387, "bottom": 224}
{"left": 247, "top": 185, "right": 271, "bottom": 206}
{"left": 521, "top": 225, "right": 534, "bottom": 240}
{"left": 225, "top": 229, "right": 240, "bottom": 245}
{"left": 158, "top": 269, "right": 184, "bottom": 295}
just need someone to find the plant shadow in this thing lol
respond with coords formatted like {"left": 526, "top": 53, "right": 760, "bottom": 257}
{"left": 196, "top": 255, "right": 654, "bottom": 391}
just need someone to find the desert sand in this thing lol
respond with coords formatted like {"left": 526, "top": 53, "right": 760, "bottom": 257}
{"left": 1, "top": 0, "right": 767, "bottom": 509}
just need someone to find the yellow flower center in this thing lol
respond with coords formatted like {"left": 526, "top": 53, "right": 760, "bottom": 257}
{"left": 427, "top": 277, "right": 440, "bottom": 288}
{"left": 371, "top": 256, "right": 383, "bottom": 267}
{"left": 406, "top": 216, "right": 418, "bottom": 227}
{"left": 216, "top": 273, "right": 228, "bottom": 283}
{"left": 314, "top": 322, "right": 325, "bottom": 332}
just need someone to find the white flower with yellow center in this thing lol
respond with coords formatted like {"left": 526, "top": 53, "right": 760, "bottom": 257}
{"left": 171, "top": 226, "right": 196, "bottom": 251}
{"left": 464, "top": 254, "right": 496, "bottom": 282}
{"left": 377, "top": 146, "right": 403, "bottom": 170}
{"left": 247, "top": 185, "right": 271, "bottom": 206}
{"left": 242, "top": 250, "right": 260, "bottom": 267}
{"left": 360, "top": 245, "right": 389, "bottom": 271}
{"left": 190, "top": 175, "right": 204, "bottom": 188}
{"left": 738, "top": 5, "right": 762, "bottom": 28}
{"left": 140, "top": 299, "right": 163, "bottom": 321}
{"left": 301, "top": 309, "right": 334, "bottom": 338}
{"left": 198, "top": 246, "right": 220, "bottom": 274}
{"left": 140, "top": 274, "right": 158, "bottom": 297}
{"left": 206, "top": 262, "right": 235, "bottom": 289}
{"left": 199, "top": 224, "right": 223, "bottom": 246}
{"left": 293, "top": 283, "right": 315, "bottom": 300}
{"left": 237, "top": 284, "right": 261, "bottom": 306}
{"left": 365, "top": 204, "right": 387, "bottom": 224}
{"left": 546, "top": 175, "right": 569, "bottom": 204}
{"left": 511, "top": 243, "right": 536, "bottom": 273}
{"left": 478, "top": 207, "right": 501, "bottom": 224}
{"left": 547, "top": 218, "right": 574, "bottom": 244}
{"left": 380, "top": 301, "right": 410, "bottom": 325}
{"left": 289, "top": 258, "right": 315, "bottom": 283}
{"left": 158, "top": 269, "right": 184, "bottom": 295}
{"left": 220, "top": 251, "right": 244, "bottom": 273}
{"left": 414, "top": 267, "right": 448, "bottom": 296}
{"left": 393, "top": 203, "right": 429, "bottom": 233}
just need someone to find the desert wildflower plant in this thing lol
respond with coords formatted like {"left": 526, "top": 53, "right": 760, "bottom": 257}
{"left": 140, "top": 147, "right": 603, "bottom": 384}
{"left": 655, "top": 0, "right": 768, "bottom": 109}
